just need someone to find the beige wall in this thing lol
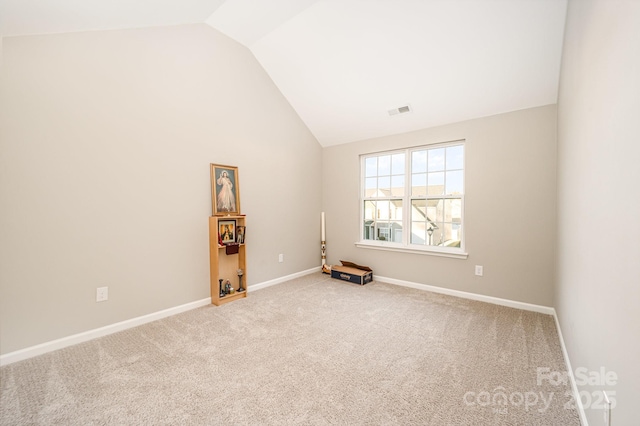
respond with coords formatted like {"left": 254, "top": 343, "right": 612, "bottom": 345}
{"left": 557, "top": 1, "right": 640, "bottom": 424}
{"left": 323, "top": 105, "right": 557, "bottom": 306}
{"left": 0, "top": 24, "right": 322, "bottom": 354}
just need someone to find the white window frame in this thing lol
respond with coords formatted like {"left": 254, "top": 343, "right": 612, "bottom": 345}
{"left": 356, "top": 140, "right": 468, "bottom": 259}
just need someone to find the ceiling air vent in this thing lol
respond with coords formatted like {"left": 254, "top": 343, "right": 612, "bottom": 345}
{"left": 388, "top": 105, "right": 412, "bottom": 116}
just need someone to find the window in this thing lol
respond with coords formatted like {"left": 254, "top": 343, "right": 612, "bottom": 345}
{"left": 359, "top": 141, "right": 466, "bottom": 258}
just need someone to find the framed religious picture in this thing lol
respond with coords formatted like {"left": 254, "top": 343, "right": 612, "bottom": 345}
{"left": 211, "top": 164, "right": 240, "bottom": 216}
{"left": 236, "top": 226, "right": 246, "bottom": 244}
{"left": 219, "top": 220, "right": 236, "bottom": 244}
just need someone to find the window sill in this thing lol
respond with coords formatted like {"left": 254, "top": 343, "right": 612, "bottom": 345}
{"left": 354, "top": 241, "right": 468, "bottom": 259}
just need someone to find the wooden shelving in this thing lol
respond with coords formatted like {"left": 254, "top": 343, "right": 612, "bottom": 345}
{"left": 209, "top": 215, "right": 247, "bottom": 306}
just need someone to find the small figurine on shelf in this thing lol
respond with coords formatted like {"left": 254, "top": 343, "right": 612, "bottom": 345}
{"left": 225, "top": 280, "right": 232, "bottom": 295}
{"left": 219, "top": 279, "right": 225, "bottom": 298}
{"left": 237, "top": 269, "right": 245, "bottom": 292}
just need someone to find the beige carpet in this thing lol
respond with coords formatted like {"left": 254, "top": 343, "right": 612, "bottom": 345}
{"left": 1, "top": 273, "right": 580, "bottom": 425}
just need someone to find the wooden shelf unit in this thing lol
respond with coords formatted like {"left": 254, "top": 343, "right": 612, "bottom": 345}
{"left": 209, "top": 215, "right": 247, "bottom": 306}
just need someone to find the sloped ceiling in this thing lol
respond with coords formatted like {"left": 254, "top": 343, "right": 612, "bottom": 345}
{"left": 0, "top": 0, "right": 225, "bottom": 35}
{"left": 0, "top": 0, "right": 568, "bottom": 147}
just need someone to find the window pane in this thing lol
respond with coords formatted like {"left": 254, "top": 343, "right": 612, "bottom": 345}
{"left": 411, "top": 199, "right": 426, "bottom": 221}
{"left": 378, "top": 176, "right": 391, "bottom": 194}
{"left": 425, "top": 222, "right": 441, "bottom": 246}
{"left": 392, "top": 154, "right": 405, "bottom": 175}
{"left": 363, "top": 220, "right": 375, "bottom": 240}
{"left": 365, "top": 177, "right": 377, "bottom": 197}
{"left": 411, "top": 173, "right": 426, "bottom": 197}
{"left": 427, "top": 172, "right": 444, "bottom": 195}
{"left": 378, "top": 155, "right": 391, "bottom": 176}
{"left": 391, "top": 221, "right": 403, "bottom": 242}
{"left": 411, "top": 221, "right": 425, "bottom": 244}
{"left": 446, "top": 145, "right": 464, "bottom": 170}
{"left": 377, "top": 223, "right": 390, "bottom": 241}
{"left": 391, "top": 175, "right": 404, "bottom": 196}
{"left": 377, "top": 200, "right": 389, "bottom": 219}
{"left": 426, "top": 200, "right": 438, "bottom": 222}
{"left": 431, "top": 198, "right": 445, "bottom": 222}
{"left": 444, "top": 198, "right": 462, "bottom": 222}
{"left": 445, "top": 170, "right": 464, "bottom": 195}
{"left": 365, "top": 157, "right": 377, "bottom": 177}
{"left": 364, "top": 200, "right": 376, "bottom": 220}
{"left": 412, "top": 150, "right": 427, "bottom": 173}
{"left": 439, "top": 223, "right": 462, "bottom": 247}
{"left": 428, "top": 148, "right": 445, "bottom": 171}
{"left": 390, "top": 200, "right": 403, "bottom": 220}
{"left": 451, "top": 223, "right": 463, "bottom": 242}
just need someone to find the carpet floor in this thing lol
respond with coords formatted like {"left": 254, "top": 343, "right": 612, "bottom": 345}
{"left": 1, "top": 273, "right": 581, "bottom": 425}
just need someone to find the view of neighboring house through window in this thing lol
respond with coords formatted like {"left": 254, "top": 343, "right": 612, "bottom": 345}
{"left": 363, "top": 152, "right": 405, "bottom": 243}
{"left": 361, "top": 141, "right": 465, "bottom": 254}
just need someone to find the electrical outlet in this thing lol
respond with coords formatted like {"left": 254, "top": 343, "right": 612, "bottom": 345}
{"left": 475, "top": 265, "right": 484, "bottom": 276}
{"left": 96, "top": 286, "right": 108, "bottom": 302}
{"left": 278, "top": 254, "right": 284, "bottom": 263}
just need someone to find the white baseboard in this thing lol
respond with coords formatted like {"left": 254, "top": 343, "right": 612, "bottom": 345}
{"left": 0, "top": 267, "right": 321, "bottom": 367}
{"left": 552, "top": 310, "right": 589, "bottom": 426}
{"left": 0, "top": 297, "right": 211, "bottom": 367}
{"left": 248, "top": 266, "right": 321, "bottom": 292}
{"left": 373, "top": 275, "right": 555, "bottom": 315}
{"left": 374, "top": 274, "right": 587, "bottom": 424}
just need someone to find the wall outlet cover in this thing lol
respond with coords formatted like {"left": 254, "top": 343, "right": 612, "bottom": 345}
{"left": 475, "top": 265, "right": 484, "bottom": 276}
{"left": 96, "top": 287, "right": 108, "bottom": 302}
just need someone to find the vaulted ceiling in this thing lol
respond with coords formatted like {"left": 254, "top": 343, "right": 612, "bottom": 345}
{"left": 0, "top": 0, "right": 568, "bottom": 146}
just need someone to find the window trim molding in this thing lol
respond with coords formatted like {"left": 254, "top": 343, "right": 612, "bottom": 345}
{"left": 354, "top": 240, "right": 469, "bottom": 259}
{"left": 359, "top": 140, "right": 466, "bottom": 256}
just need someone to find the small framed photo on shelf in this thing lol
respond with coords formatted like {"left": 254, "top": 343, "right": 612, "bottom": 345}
{"left": 236, "top": 226, "right": 246, "bottom": 244}
{"left": 219, "top": 220, "right": 236, "bottom": 244}
{"left": 211, "top": 164, "right": 240, "bottom": 216}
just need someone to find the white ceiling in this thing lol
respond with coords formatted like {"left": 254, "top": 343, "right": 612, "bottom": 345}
{"left": 0, "top": 0, "right": 568, "bottom": 147}
{"left": 0, "top": 0, "right": 225, "bottom": 36}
